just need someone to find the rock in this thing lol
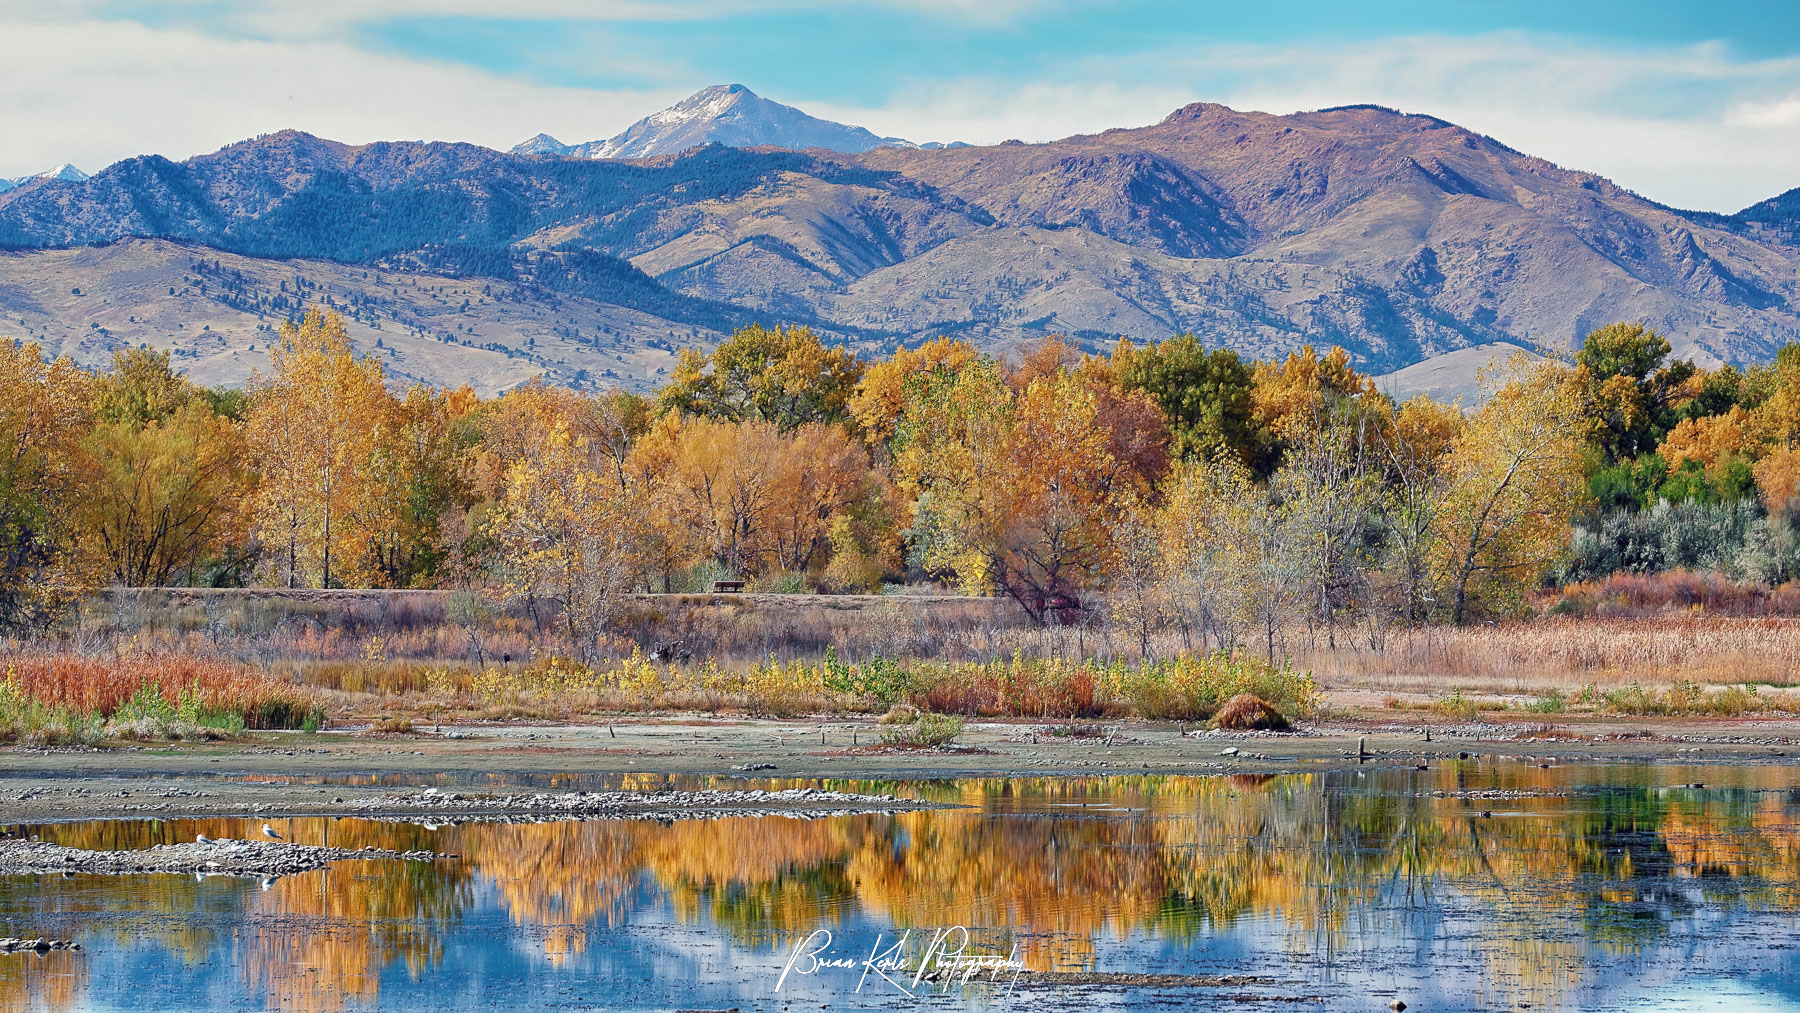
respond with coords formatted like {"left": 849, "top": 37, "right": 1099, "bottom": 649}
{"left": 0, "top": 937, "right": 78, "bottom": 954}
{"left": 1219, "top": 747, "right": 1240, "bottom": 756}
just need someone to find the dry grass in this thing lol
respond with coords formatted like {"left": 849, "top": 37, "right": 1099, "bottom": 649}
{"left": 1300, "top": 616, "right": 1800, "bottom": 696}
{"left": 1546, "top": 570, "right": 1800, "bottom": 617}
{"left": 0, "top": 651, "right": 322, "bottom": 745}
{"left": 300, "top": 650, "right": 1317, "bottom": 725}
{"left": 26, "top": 588, "right": 1800, "bottom": 729}
{"left": 0, "top": 653, "right": 321, "bottom": 728}
{"left": 1212, "top": 694, "right": 1289, "bottom": 731}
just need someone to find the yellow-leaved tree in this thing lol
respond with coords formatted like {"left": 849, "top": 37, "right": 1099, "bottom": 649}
{"left": 246, "top": 310, "right": 393, "bottom": 588}
{"left": 0, "top": 340, "right": 93, "bottom": 625}
{"left": 488, "top": 416, "right": 644, "bottom": 659}
{"left": 1433, "top": 356, "right": 1590, "bottom": 622}
{"left": 75, "top": 349, "right": 251, "bottom": 587}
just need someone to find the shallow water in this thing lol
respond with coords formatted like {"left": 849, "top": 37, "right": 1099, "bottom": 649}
{"left": 7, "top": 761, "right": 1800, "bottom": 1011}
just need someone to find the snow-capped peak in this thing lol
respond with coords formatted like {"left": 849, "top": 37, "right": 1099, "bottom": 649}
{"left": 510, "top": 84, "right": 915, "bottom": 161}
{"left": 38, "top": 163, "right": 89, "bottom": 182}
{"left": 0, "top": 162, "right": 88, "bottom": 195}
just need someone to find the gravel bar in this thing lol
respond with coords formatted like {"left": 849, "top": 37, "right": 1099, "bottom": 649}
{"left": 0, "top": 838, "right": 438, "bottom": 877}
{"left": 338, "top": 786, "right": 955, "bottom": 820}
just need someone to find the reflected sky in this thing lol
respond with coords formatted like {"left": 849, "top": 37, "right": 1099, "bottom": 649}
{"left": 6, "top": 763, "right": 1800, "bottom": 1011}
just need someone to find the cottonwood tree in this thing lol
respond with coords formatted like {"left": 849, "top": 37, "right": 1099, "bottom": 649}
{"left": 245, "top": 310, "right": 391, "bottom": 588}
{"left": 981, "top": 373, "right": 1125, "bottom": 621}
{"left": 0, "top": 341, "right": 92, "bottom": 625}
{"left": 1156, "top": 458, "right": 1257, "bottom": 654}
{"left": 1376, "top": 395, "right": 1464, "bottom": 627}
{"left": 1104, "top": 494, "right": 1165, "bottom": 659}
{"left": 488, "top": 417, "right": 643, "bottom": 659}
{"left": 1434, "top": 356, "right": 1591, "bottom": 622}
{"left": 657, "top": 324, "right": 864, "bottom": 430}
{"left": 76, "top": 350, "right": 249, "bottom": 587}
{"left": 627, "top": 414, "right": 880, "bottom": 586}
{"left": 363, "top": 384, "right": 477, "bottom": 588}
{"left": 888, "top": 355, "right": 1013, "bottom": 594}
{"left": 848, "top": 336, "right": 979, "bottom": 449}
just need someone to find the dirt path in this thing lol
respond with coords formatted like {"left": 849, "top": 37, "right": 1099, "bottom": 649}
{"left": 5, "top": 713, "right": 1800, "bottom": 823}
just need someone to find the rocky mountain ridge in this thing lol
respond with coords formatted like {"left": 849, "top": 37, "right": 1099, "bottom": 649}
{"left": 1, "top": 96, "right": 1796, "bottom": 390}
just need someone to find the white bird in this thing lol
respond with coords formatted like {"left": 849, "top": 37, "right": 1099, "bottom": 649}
{"left": 260, "top": 876, "right": 276, "bottom": 892}
{"left": 261, "top": 824, "right": 283, "bottom": 841}
{"left": 195, "top": 833, "right": 212, "bottom": 844}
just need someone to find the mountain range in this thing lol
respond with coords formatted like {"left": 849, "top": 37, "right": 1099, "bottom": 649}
{"left": 1, "top": 86, "right": 1798, "bottom": 394}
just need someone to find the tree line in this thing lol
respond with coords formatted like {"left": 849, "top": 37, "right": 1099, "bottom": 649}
{"left": 0, "top": 310, "right": 1796, "bottom": 651}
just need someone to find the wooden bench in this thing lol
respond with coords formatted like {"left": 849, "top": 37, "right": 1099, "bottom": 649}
{"left": 712, "top": 580, "right": 746, "bottom": 593}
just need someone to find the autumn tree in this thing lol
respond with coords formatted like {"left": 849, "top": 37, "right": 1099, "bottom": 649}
{"left": 1270, "top": 398, "right": 1390, "bottom": 634}
{"left": 628, "top": 415, "right": 881, "bottom": 586}
{"left": 74, "top": 349, "right": 251, "bottom": 587}
{"left": 1113, "top": 334, "right": 1266, "bottom": 469}
{"left": 1434, "top": 357, "right": 1590, "bottom": 622}
{"left": 488, "top": 417, "right": 643, "bottom": 659}
{"left": 364, "top": 385, "right": 478, "bottom": 588}
{"left": 894, "top": 355, "right": 1153, "bottom": 621}
{"left": 888, "top": 354, "right": 1014, "bottom": 595}
{"left": 1376, "top": 395, "right": 1465, "bottom": 627}
{"left": 1251, "top": 345, "right": 1383, "bottom": 449}
{"left": 1577, "top": 322, "right": 1696, "bottom": 463}
{"left": 0, "top": 341, "right": 92, "bottom": 625}
{"left": 849, "top": 336, "right": 979, "bottom": 449}
{"left": 1154, "top": 457, "right": 1307, "bottom": 659}
{"left": 657, "top": 324, "right": 863, "bottom": 430}
{"left": 245, "top": 310, "right": 393, "bottom": 588}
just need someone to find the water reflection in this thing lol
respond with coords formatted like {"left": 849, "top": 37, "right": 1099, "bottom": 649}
{"left": 6, "top": 764, "right": 1800, "bottom": 1011}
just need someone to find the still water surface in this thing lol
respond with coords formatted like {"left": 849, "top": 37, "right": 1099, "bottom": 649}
{"left": 6, "top": 762, "right": 1800, "bottom": 1011}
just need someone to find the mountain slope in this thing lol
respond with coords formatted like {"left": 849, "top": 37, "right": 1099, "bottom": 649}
{"left": 838, "top": 103, "right": 1800, "bottom": 364}
{"left": 2, "top": 99, "right": 1798, "bottom": 381}
{"left": 514, "top": 84, "right": 914, "bottom": 160}
{"left": 0, "top": 238, "right": 715, "bottom": 393}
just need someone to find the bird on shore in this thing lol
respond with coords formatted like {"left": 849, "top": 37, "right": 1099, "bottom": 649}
{"left": 261, "top": 824, "right": 283, "bottom": 841}
{"left": 195, "top": 833, "right": 212, "bottom": 844}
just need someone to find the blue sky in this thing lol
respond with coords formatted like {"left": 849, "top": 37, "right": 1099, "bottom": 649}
{"left": 4, "top": 1, "right": 1800, "bottom": 210}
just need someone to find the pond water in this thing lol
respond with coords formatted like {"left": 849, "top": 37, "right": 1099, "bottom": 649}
{"left": 6, "top": 762, "right": 1800, "bottom": 1011}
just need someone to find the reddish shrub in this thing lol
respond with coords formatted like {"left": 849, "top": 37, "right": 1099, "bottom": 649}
{"left": 1211, "top": 694, "right": 1289, "bottom": 731}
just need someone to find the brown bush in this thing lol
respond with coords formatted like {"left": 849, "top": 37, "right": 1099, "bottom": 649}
{"left": 1211, "top": 694, "right": 1289, "bottom": 731}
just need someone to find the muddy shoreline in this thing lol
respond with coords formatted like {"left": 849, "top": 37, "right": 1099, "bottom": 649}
{"left": 5, "top": 714, "right": 1800, "bottom": 824}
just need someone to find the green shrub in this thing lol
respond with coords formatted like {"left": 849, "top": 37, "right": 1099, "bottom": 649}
{"left": 1523, "top": 691, "right": 1567, "bottom": 714}
{"left": 1117, "top": 653, "right": 1316, "bottom": 722}
{"left": 822, "top": 649, "right": 912, "bottom": 707}
{"left": 881, "top": 712, "right": 963, "bottom": 748}
{"left": 1433, "top": 688, "right": 1480, "bottom": 721}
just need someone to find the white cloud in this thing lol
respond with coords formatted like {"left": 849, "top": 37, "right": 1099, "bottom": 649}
{"left": 0, "top": 0, "right": 1068, "bottom": 40}
{"left": 807, "top": 81, "right": 1193, "bottom": 147}
{"left": 2, "top": 17, "right": 1797, "bottom": 212}
{"left": 0, "top": 18, "right": 680, "bottom": 176}
{"left": 1728, "top": 93, "right": 1800, "bottom": 128}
